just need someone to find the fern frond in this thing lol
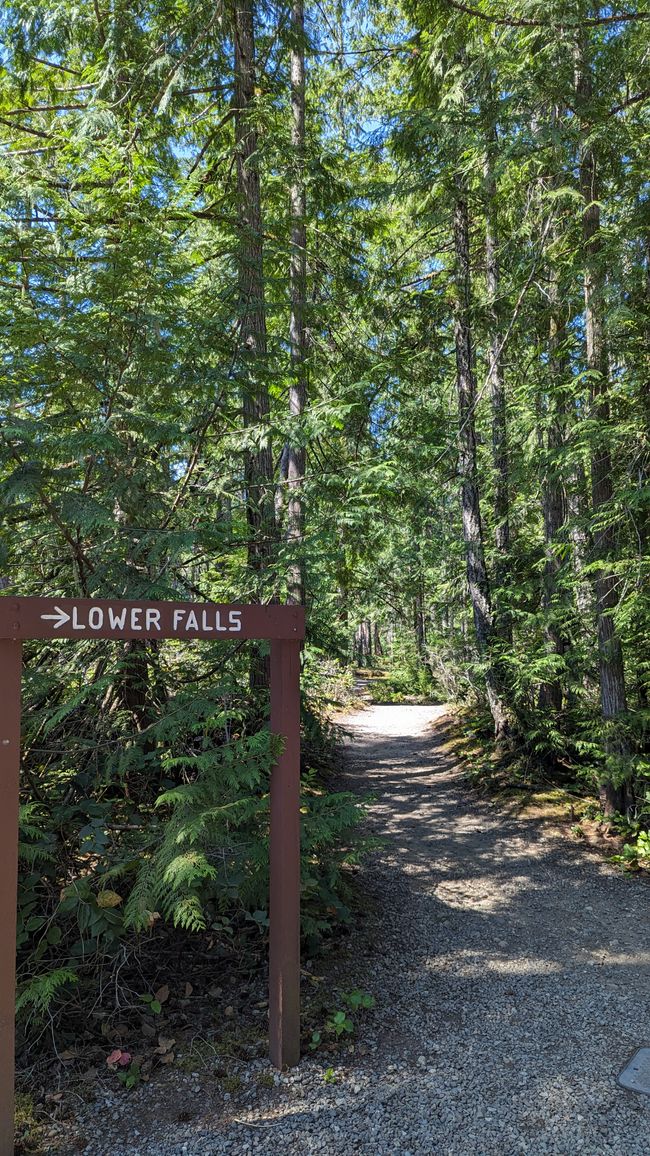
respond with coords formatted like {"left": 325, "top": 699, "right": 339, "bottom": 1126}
{"left": 16, "top": 969, "right": 78, "bottom": 1023}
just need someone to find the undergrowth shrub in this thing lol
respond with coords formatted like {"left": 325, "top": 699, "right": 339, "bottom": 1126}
{"left": 16, "top": 644, "right": 366, "bottom": 1042}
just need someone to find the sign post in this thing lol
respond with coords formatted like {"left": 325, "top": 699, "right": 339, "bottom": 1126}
{"left": 0, "top": 639, "right": 21, "bottom": 1156}
{"left": 0, "top": 598, "right": 304, "bottom": 1152}
{"left": 269, "top": 639, "right": 301, "bottom": 1068}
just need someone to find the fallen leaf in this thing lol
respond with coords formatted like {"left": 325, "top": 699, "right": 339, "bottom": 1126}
{"left": 154, "top": 984, "right": 170, "bottom": 1005}
{"left": 141, "top": 1021, "right": 156, "bottom": 1038}
{"left": 159, "top": 1052, "right": 175, "bottom": 1064}
{"left": 184, "top": 982, "right": 193, "bottom": 998}
{"left": 155, "top": 1036, "right": 175, "bottom": 1054}
{"left": 58, "top": 1049, "right": 77, "bottom": 1062}
{"left": 97, "top": 890, "right": 122, "bottom": 909}
{"left": 224, "top": 1006, "right": 234, "bottom": 1017}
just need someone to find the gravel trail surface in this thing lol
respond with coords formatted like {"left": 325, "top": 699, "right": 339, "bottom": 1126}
{"left": 63, "top": 703, "right": 650, "bottom": 1155}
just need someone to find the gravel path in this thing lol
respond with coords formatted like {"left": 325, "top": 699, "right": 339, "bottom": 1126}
{"left": 60, "top": 703, "right": 650, "bottom": 1155}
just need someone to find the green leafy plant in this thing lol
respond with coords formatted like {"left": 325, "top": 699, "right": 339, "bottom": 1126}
{"left": 117, "top": 1065, "right": 142, "bottom": 1091}
{"left": 139, "top": 993, "right": 163, "bottom": 1015}
{"left": 124, "top": 732, "right": 281, "bottom": 933}
{"left": 326, "top": 1009, "right": 353, "bottom": 1037}
{"left": 15, "top": 969, "right": 79, "bottom": 1025}
{"left": 310, "top": 988, "right": 375, "bottom": 1050}
{"left": 342, "top": 989, "right": 375, "bottom": 1012}
{"left": 612, "top": 830, "right": 650, "bottom": 871}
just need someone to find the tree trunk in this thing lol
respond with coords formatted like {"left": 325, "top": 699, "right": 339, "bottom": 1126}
{"left": 354, "top": 621, "right": 370, "bottom": 666}
{"left": 483, "top": 115, "right": 511, "bottom": 644}
{"left": 575, "top": 36, "right": 629, "bottom": 814}
{"left": 285, "top": 0, "right": 307, "bottom": 606}
{"left": 634, "top": 231, "right": 650, "bottom": 707}
{"left": 233, "top": 0, "right": 275, "bottom": 687}
{"left": 414, "top": 589, "right": 426, "bottom": 663}
{"left": 539, "top": 236, "right": 568, "bottom": 714}
{"left": 567, "top": 457, "right": 593, "bottom": 617}
{"left": 452, "top": 181, "right": 511, "bottom": 742}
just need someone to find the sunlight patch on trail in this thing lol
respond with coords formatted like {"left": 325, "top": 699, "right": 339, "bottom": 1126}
{"left": 433, "top": 876, "right": 534, "bottom": 911}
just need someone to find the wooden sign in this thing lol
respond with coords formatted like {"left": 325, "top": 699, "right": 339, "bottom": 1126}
{"left": 0, "top": 598, "right": 304, "bottom": 1152}
{"left": 0, "top": 598, "right": 304, "bottom": 640}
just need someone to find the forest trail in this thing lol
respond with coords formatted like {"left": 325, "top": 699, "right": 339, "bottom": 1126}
{"left": 335, "top": 703, "right": 650, "bottom": 1154}
{"left": 61, "top": 703, "right": 650, "bottom": 1156}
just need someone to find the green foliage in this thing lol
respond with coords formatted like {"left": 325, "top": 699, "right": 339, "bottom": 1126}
{"left": 612, "top": 827, "right": 650, "bottom": 871}
{"left": 379, "top": 662, "right": 437, "bottom": 703}
{"left": 299, "top": 782, "right": 369, "bottom": 943}
{"left": 125, "top": 732, "right": 280, "bottom": 933}
{"left": 15, "top": 969, "right": 79, "bottom": 1025}
{"left": 342, "top": 988, "right": 375, "bottom": 1012}
{"left": 139, "top": 993, "right": 163, "bottom": 1015}
{"left": 326, "top": 1009, "right": 353, "bottom": 1037}
{"left": 310, "top": 988, "right": 375, "bottom": 1050}
{"left": 117, "top": 1065, "right": 142, "bottom": 1091}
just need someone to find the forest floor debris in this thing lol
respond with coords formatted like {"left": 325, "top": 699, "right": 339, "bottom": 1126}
{"left": 34, "top": 702, "right": 650, "bottom": 1155}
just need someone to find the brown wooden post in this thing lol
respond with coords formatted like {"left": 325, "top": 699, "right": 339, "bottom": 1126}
{"left": 269, "top": 638, "right": 301, "bottom": 1068}
{"left": 0, "top": 640, "right": 21, "bottom": 1154}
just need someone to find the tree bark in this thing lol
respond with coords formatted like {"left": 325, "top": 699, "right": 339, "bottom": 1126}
{"left": 414, "top": 589, "right": 426, "bottom": 665}
{"left": 633, "top": 230, "right": 650, "bottom": 708}
{"left": 575, "top": 35, "right": 629, "bottom": 814}
{"left": 233, "top": 0, "right": 275, "bottom": 579}
{"left": 483, "top": 116, "right": 511, "bottom": 644}
{"left": 539, "top": 233, "right": 568, "bottom": 714}
{"left": 567, "top": 457, "right": 593, "bottom": 618}
{"left": 452, "top": 181, "right": 511, "bottom": 742}
{"left": 233, "top": 0, "right": 275, "bottom": 687}
{"left": 285, "top": 0, "right": 307, "bottom": 606}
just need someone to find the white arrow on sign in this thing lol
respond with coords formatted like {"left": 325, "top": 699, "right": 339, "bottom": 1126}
{"left": 40, "top": 605, "right": 71, "bottom": 629}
